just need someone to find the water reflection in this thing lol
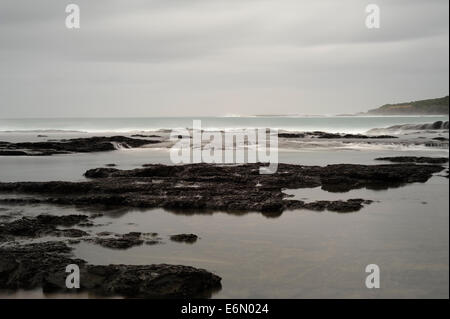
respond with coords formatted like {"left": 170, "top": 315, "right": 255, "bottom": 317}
{"left": 0, "top": 176, "right": 448, "bottom": 298}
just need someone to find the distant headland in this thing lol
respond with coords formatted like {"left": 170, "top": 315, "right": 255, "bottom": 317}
{"left": 364, "top": 95, "right": 449, "bottom": 115}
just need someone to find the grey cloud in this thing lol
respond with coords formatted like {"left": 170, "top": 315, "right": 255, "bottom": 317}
{"left": 0, "top": 0, "right": 448, "bottom": 117}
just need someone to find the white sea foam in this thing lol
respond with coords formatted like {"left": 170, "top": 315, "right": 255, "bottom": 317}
{"left": 0, "top": 116, "right": 448, "bottom": 136}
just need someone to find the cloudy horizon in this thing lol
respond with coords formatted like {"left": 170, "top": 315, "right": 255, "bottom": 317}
{"left": 0, "top": 0, "right": 448, "bottom": 118}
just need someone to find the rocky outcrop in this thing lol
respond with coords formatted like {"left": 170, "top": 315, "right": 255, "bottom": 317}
{"left": 0, "top": 241, "right": 221, "bottom": 298}
{"left": 314, "top": 132, "right": 396, "bottom": 139}
{"left": 0, "top": 163, "right": 444, "bottom": 214}
{"left": 278, "top": 133, "right": 306, "bottom": 138}
{"left": 288, "top": 198, "right": 373, "bottom": 213}
{"left": 0, "top": 150, "right": 29, "bottom": 156}
{"left": 0, "top": 136, "right": 159, "bottom": 156}
{"left": 278, "top": 132, "right": 397, "bottom": 139}
{"left": 0, "top": 214, "right": 93, "bottom": 241}
{"left": 131, "top": 134, "right": 161, "bottom": 138}
{"left": 375, "top": 156, "right": 449, "bottom": 164}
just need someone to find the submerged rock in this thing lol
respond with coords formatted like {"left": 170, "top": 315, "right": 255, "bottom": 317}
{"left": 90, "top": 232, "right": 145, "bottom": 249}
{"left": 85, "top": 232, "right": 163, "bottom": 249}
{"left": 35, "top": 214, "right": 91, "bottom": 226}
{"left": 56, "top": 228, "right": 89, "bottom": 238}
{"left": 303, "top": 199, "right": 373, "bottom": 213}
{"left": 0, "top": 241, "right": 221, "bottom": 298}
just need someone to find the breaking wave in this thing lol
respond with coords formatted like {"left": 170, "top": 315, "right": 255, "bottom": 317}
{"left": 367, "top": 121, "right": 449, "bottom": 135}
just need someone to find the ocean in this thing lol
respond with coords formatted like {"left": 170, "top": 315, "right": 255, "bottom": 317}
{"left": 0, "top": 115, "right": 448, "bottom": 298}
{"left": 0, "top": 115, "right": 448, "bottom": 134}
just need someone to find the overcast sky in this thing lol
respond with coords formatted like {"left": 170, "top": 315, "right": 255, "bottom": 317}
{"left": 0, "top": 0, "right": 448, "bottom": 117}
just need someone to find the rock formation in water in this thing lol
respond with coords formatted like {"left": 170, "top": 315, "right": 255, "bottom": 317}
{"left": 0, "top": 136, "right": 160, "bottom": 156}
{"left": 0, "top": 214, "right": 94, "bottom": 241}
{"left": 0, "top": 163, "right": 444, "bottom": 214}
{"left": 375, "top": 156, "right": 449, "bottom": 164}
{"left": 278, "top": 132, "right": 397, "bottom": 139}
{"left": 0, "top": 241, "right": 221, "bottom": 298}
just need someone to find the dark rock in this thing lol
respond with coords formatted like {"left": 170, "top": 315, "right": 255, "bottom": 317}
{"left": 278, "top": 132, "right": 397, "bottom": 139}
{"left": 261, "top": 201, "right": 284, "bottom": 213}
{"left": 0, "top": 150, "right": 29, "bottom": 156}
{"left": 84, "top": 167, "right": 119, "bottom": 178}
{"left": 278, "top": 133, "right": 305, "bottom": 138}
{"left": 131, "top": 134, "right": 161, "bottom": 138}
{"left": 375, "top": 156, "right": 449, "bottom": 164}
{"left": 170, "top": 234, "right": 198, "bottom": 243}
{"left": 78, "top": 222, "right": 95, "bottom": 227}
{"left": 0, "top": 163, "right": 444, "bottom": 214}
{"left": 312, "top": 132, "right": 397, "bottom": 139}
{"left": 0, "top": 241, "right": 221, "bottom": 298}
{"left": 0, "top": 136, "right": 160, "bottom": 156}
{"left": 0, "top": 214, "right": 91, "bottom": 240}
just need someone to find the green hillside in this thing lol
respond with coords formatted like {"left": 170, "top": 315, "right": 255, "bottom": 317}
{"left": 367, "top": 96, "right": 449, "bottom": 115}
